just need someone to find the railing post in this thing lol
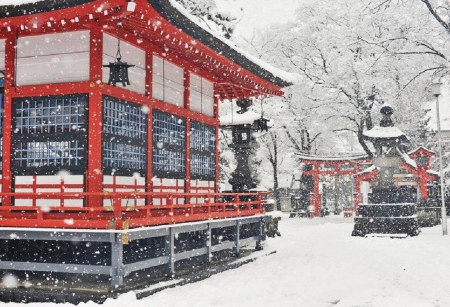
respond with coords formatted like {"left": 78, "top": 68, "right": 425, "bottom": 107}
{"left": 167, "top": 194, "right": 174, "bottom": 223}
{"left": 234, "top": 194, "right": 240, "bottom": 215}
{"left": 112, "top": 194, "right": 123, "bottom": 229}
{"left": 257, "top": 193, "right": 262, "bottom": 212}
{"left": 206, "top": 194, "right": 211, "bottom": 218}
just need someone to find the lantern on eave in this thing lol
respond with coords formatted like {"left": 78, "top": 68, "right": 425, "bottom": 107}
{"left": 103, "top": 20, "right": 135, "bottom": 87}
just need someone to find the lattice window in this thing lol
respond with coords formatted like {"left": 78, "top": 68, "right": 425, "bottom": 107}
{"left": 152, "top": 110, "right": 186, "bottom": 178}
{"left": 102, "top": 96, "right": 147, "bottom": 176}
{"left": 190, "top": 121, "right": 216, "bottom": 180}
{"left": 14, "top": 140, "right": 84, "bottom": 168}
{"left": 12, "top": 94, "right": 88, "bottom": 174}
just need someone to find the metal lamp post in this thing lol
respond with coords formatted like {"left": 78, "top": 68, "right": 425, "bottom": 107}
{"left": 431, "top": 80, "right": 448, "bottom": 235}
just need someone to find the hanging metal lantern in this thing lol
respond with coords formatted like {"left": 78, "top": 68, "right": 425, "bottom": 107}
{"left": 103, "top": 20, "right": 135, "bottom": 87}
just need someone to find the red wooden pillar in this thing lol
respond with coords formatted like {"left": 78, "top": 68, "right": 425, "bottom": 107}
{"left": 184, "top": 70, "right": 191, "bottom": 203}
{"left": 214, "top": 83, "right": 220, "bottom": 193}
{"left": 1, "top": 29, "right": 16, "bottom": 206}
{"left": 86, "top": 25, "right": 104, "bottom": 207}
{"left": 418, "top": 167, "right": 428, "bottom": 199}
{"left": 145, "top": 50, "right": 153, "bottom": 207}
{"left": 310, "top": 163, "right": 321, "bottom": 217}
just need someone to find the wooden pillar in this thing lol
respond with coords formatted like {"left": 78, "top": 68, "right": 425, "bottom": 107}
{"left": 184, "top": 70, "right": 191, "bottom": 202}
{"left": 145, "top": 50, "right": 153, "bottom": 206}
{"left": 214, "top": 83, "right": 220, "bottom": 193}
{"left": 311, "top": 164, "right": 321, "bottom": 217}
{"left": 418, "top": 167, "right": 428, "bottom": 199}
{"left": 86, "top": 25, "right": 103, "bottom": 207}
{"left": 1, "top": 29, "right": 17, "bottom": 206}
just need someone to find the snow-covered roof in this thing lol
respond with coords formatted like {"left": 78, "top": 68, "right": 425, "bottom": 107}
{"left": 0, "top": 0, "right": 300, "bottom": 88}
{"left": 2, "top": 0, "right": 43, "bottom": 4}
{"left": 296, "top": 154, "right": 369, "bottom": 162}
{"left": 0, "top": 0, "right": 92, "bottom": 13}
{"left": 154, "top": 0, "right": 300, "bottom": 87}
{"left": 363, "top": 126, "right": 407, "bottom": 140}
{"left": 407, "top": 146, "right": 436, "bottom": 156}
{"left": 400, "top": 151, "right": 417, "bottom": 169}
{"left": 219, "top": 110, "right": 274, "bottom": 126}
{"left": 427, "top": 169, "right": 439, "bottom": 177}
{"left": 353, "top": 165, "right": 378, "bottom": 177}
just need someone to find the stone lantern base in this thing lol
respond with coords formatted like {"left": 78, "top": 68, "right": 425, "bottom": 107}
{"left": 352, "top": 204, "right": 420, "bottom": 237}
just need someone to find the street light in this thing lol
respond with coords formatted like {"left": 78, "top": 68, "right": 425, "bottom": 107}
{"left": 432, "top": 80, "right": 448, "bottom": 235}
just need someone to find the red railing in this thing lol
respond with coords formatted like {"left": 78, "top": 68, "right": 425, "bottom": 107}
{"left": 0, "top": 191, "right": 268, "bottom": 229}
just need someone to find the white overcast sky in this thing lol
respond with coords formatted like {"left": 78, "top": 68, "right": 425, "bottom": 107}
{"left": 231, "top": 0, "right": 298, "bottom": 36}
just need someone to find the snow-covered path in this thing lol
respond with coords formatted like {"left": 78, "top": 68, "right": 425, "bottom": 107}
{"left": 3, "top": 215, "right": 450, "bottom": 307}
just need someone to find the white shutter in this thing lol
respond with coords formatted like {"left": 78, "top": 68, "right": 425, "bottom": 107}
{"left": 17, "top": 31, "right": 90, "bottom": 86}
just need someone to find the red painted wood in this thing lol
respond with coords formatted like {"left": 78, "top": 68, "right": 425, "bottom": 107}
{"left": 0, "top": 191, "right": 267, "bottom": 229}
{"left": 86, "top": 89, "right": 103, "bottom": 207}
{"left": 214, "top": 84, "right": 220, "bottom": 193}
{"left": 1, "top": 29, "right": 16, "bottom": 207}
{"left": 2, "top": 0, "right": 127, "bottom": 28}
{"left": 0, "top": 0, "right": 284, "bottom": 229}
{"left": 184, "top": 69, "right": 192, "bottom": 204}
{"left": 89, "top": 24, "right": 103, "bottom": 83}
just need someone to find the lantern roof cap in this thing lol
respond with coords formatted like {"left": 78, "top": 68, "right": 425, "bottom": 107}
{"left": 363, "top": 126, "right": 408, "bottom": 141}
{"left": 219, "top": 110, "right": 273, "bottom": 127}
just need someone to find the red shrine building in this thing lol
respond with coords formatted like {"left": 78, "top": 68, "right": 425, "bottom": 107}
{"left": 0, "top": 1, "right": 293, "bottom": 294}
{"left": 0, "top": 0, "right": 291, "bottom": 229}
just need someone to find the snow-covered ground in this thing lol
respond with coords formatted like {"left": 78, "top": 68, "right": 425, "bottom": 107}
{"left": 3, "top": 215, "right": 450, "bottom": 307}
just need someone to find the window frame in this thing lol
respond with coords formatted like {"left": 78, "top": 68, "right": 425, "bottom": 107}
{"left": 11, "top": 94, "right": 88, "bottom": 175}
{"left": 190, "top": 121, "right": 216, "bottom": 181}
{"left": 152, "top": 109, "right": 186, "bottom": 179}
{"left": 102, "top": 95, "right": 148, "bottom": 176}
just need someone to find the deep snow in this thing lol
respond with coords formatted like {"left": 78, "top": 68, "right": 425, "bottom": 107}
{"left": 2, "top": 215, "right": 450, "bottom": 306}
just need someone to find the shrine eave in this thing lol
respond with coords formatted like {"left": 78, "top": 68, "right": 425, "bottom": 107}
{"left": 148, "top": 0, "right": 292, "bottom": 88}
{"left": 0, "top": 0, "right": 293, "bottom": 99}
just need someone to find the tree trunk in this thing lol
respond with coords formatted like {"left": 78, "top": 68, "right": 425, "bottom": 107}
{"left": 269, "top": 132, "right": 282, "bottom": 211}
{"left": 357, "top": 120, "right": 373, "bottom": 158}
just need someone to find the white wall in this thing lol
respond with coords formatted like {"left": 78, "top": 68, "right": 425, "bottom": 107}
{"left": 152, "top": 56, "right": 184, "bottom": 106}
{"left": 190, "top": 72, "right": 214, "bottom": 117}
{"left": 16, "top": 31, "right": 90, "bottom": 86}
{"left": 0, "top": 39, "right": 5, "bottom": 72}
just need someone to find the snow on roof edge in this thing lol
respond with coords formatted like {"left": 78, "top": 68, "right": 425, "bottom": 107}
{"left": 296, "top": 154, "right": 369, "bottom": 161}
{"left": 162, "top": 0, "right": 301, "bottom": 86}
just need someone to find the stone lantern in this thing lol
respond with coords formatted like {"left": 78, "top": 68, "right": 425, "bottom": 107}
{"left": 352, "top": 105, "right": 420, "bottom": 237}
{"left": 220, "top": 98, "right": 271, "bottom": 192}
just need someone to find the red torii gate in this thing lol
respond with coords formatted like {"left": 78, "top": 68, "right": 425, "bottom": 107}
{"left": 353, "top": 146, "right": 439, "bottom": 215}
{"left": 299, "top": 154, "right": 371, "bottom": 217}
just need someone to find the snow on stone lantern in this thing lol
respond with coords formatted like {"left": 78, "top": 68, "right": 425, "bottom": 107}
{"left": 352, "top": 105, "right": 421, "bottom": 237}
{"left": 364, "top": 105, "right": 410, "bottom": 200}
{"left": 220, "top": 98, "right": 272, "bottom": 192}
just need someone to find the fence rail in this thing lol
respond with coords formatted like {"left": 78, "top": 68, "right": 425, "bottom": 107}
{"left": 0, "top": 191, "right": 268, "bottom": 229}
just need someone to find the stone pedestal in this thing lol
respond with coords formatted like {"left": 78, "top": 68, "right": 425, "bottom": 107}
{"left": 352, "top": 204, "right": 420, "bottom": 237}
